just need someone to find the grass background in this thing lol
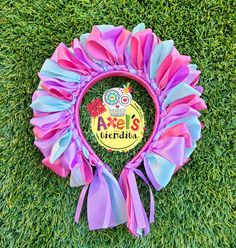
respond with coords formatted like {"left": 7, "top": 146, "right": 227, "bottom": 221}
{"left": 1, "top": 0, "right": 235, "bottom": 247}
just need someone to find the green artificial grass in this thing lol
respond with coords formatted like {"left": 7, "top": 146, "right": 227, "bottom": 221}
{"left": 1, "top": 0, "right": 235, "bottom": 247}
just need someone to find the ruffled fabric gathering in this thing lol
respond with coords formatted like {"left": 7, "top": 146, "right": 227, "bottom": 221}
{"left": 30, "top": 23, "right": 206, "bottom": 237}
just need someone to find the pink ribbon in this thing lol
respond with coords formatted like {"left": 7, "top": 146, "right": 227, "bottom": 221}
{"left": 150, "top": 137, "right": 185, "bottom": 165}
{"left": 52, "top": 43, "right": 93, "bottom": 75}
{"left": 156, "top": 54, "right": 191, "bottom": 90}
{"left": 167, "top": 94, "right": 207, "bottom": 113}
{"left": 130, "top": 29, "right": 153, "bottom": 70}
{"left": 42, "top": 156, "right": 70, "bottom": 178}
{"left": 87, "top": 26, "right": 131, "bottom": 65}
{"left": 159, "top": 122, "right": 192, "bottom": 148}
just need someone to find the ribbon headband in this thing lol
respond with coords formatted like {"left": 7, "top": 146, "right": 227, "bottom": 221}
{"left": 30, "top": 23, "right": 206, "bottom": 236}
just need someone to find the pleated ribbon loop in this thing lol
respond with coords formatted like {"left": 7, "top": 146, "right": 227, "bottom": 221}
{"left": 30, "top": 23, "right": 206, "bottom": 237}
{"left": 75, "top": 162, "right": 127, "bottom": 230}
{"left": 142, "top": 134, "right": 187, "bottom": 191}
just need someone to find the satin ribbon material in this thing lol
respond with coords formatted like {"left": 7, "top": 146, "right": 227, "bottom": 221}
{"left": 42, "top": 156, "right": 70, "bottom": 178}
{"left": 50, "top": 129, "right": 72, "bottom": 164}
{"left": 39, "top": 73, "right": 79, "bottom": 91}
{"left": 159, "top": 123, "right": 192, "bottom": 148}
{"left": 70, "top": 166, "right": 87, "bottom": 187}
{"left": 165, "top": 116, "right": 201, "bottom": 142}
{"left": 143, "top": 153, "right": 176, "bottom": 190}
{"left": 129, "top": 28, "right": 152, "bottom": 70}
{"left": 87, "top": 166, "right": 127, "bottom": 230}
{"left": 30, "top": 111, "right": 70, "bottom": 129}
{"left": 30, "top": 23, "right": 206, "bottom": 237}
{"left": 40, "top": 76, "right": 79, "bottom": 101}
{"left": 52, "top": 42, "right": 98, "bottom": 75}
{"left": 151, "top": 137, "right": 185, "bottom": 165}
{"left": 40, "top": 59, "right": 81, "bottom": 82}
{"left": 72, "top": 38, "right": 103, "bottom": 72}
{"left": 158, "top": 105, "right": 200, "bottom": 131}
{"left": 61, "top": 141, "right": 77, "bottom": 169}
{"left": 74, "top": 151, "right": 93, "bottom": 185}
{"left": 33, "top": 121, "right": 70, "bottom": 140}
{"left": 119, "top": 167, "right": 154, "bottom": 236}
{"left": 87, "top": 26, "right": 131, "bottom": 65}
{"left": 163, "top": 82, "right": 201, "bottom": 106}
{"left": 34, "top": 128, "right": 68, "bottom": 157}
{"left": 150, "top": 40, "right": 174, "bottom": 79}
{"left": 167, "top": 94, "right": 207, "bottom": 113}
{"left": 30, "top": 95, "right": 71, "bottom": 113}
{"left": 156, "top": 54, "right": 191, "bottom": 90}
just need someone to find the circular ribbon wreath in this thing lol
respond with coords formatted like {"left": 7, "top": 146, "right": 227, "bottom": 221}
{"left": 30, "top": 23, "right": 206, "bottom": 237}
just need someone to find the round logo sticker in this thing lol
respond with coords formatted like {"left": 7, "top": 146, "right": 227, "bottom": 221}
{"left": 87, "top": 85, "right": 145, "bottom": 152}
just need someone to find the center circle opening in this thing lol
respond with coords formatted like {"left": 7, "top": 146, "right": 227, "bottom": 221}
{"left": 75, "top": 71, "right": 159, "bottom": 175}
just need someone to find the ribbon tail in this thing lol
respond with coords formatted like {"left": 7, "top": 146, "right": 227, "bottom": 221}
{"left": 87, "top": 167, "right": 127, "bottom": 230}
{"left": 133, "top": 169, "right": 155, "bottom": 224}
{"left": 103, "top": 168, "right": 127, "bottom": 226}
{"left": 120, "top": 169, "right": 152, "bottom": 237}
{"left": 74, "top": 185, "right": 89, "bottom": 223}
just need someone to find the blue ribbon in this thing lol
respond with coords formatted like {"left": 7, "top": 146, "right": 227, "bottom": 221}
{"left": 163, "top": 83, "right": 201, "bottom": 106}
{"left": 50, "top": 129, "right": 72, "bottom": 164}
{"left": 103, "top": 167, "right": 127, "bottom": 225}
{"left": 40, "top": 59, "right": 81, "bottom": 83}
{"left": 145, "top": 153, "right": 176, "bottom": 188}
{"left": 70, "top": 167, "right": 86, "bottom": 187}
{"left": 82, "top": 145, "right": 90, "bottom": 159}
{"left": 96, "top": 24, "right": 115, "bottom": 32}
{"left": 150, "top": 40, "right": 174, "bottom": 79}
{"left": 30, "top": 95, "right": 71, "bottom": 112}
{"left": 166, "top": 116, "right": 201, "bottom": 141}
{"left": 132, "top": 23, "right": 145, "bottom": 34}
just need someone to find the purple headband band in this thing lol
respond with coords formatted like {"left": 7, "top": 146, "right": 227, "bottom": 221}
{"left": 30, "top": 23, "right": 207, "bottom": 237}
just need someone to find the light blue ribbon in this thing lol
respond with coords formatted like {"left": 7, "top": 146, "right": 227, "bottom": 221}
{"left": 132, "top": 23, "right": 145, "bottom": 34}
{"left": 80, "top": 33, "right": 102, "bottom": 65}
{"left": 150, "top": 40, "right": 174, "bottom": 79}
{"left": 96, "top": 24, "right": 115, "bottom": 32}
{"left": 185, "top": 141, "right": 197, "bottom": 158}
{"left": 50, "top": 129, "right": 72, "bottom": 164}
{"left": 163, "top": 83, "right": 201, "bottom": 106}
{"left": 103, "top": 167, "right": 127, "bottom": 225}
{"left": 166, "top": 116, "right": 201, "bottom": 141}
{"left": 145, "top": 153, "right": 176, "bottom": 188}
{"left": 70, "top": 167, "right": 86, "bottom": 187}
{"left": 82, "top": 145, "right": 90, "bottom": 159}
{"left": 189, "top": 64, "right": 198, "bottom": 70}
{"left": 30, "top": 95, "right": 71, "bottom": 112}
{"left": 127, "top": 23, "right": 146, "bottom": 54}
{"left": 80, "top": 33, "right": 90, "bottom": 49}
{"left": 40, "top": 59, "right": 81, "bottom": 83}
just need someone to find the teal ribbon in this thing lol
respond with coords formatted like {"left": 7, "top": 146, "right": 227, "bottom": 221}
{"left": 50, "top": 129, "right": 72, "bottom": 164}
{"left": 166, "top": 116, "right": 201, "bottom": 141}
{"left": 30, "top": 95, "right": 71, "bottom": 112}
{"left": 127, "top": 23, "right": 146, "bottom": 54}
{"left": 163, "top": 83, "right": 201, "bottom": 106}
{"left": 145, "top": 153, "right": 176, "bottom": 188}
{"left": 150, "top": 40, "right": 174, "bottom": 79}
{"left": 40, "top": 59, "right": 81, "bottom": 83}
